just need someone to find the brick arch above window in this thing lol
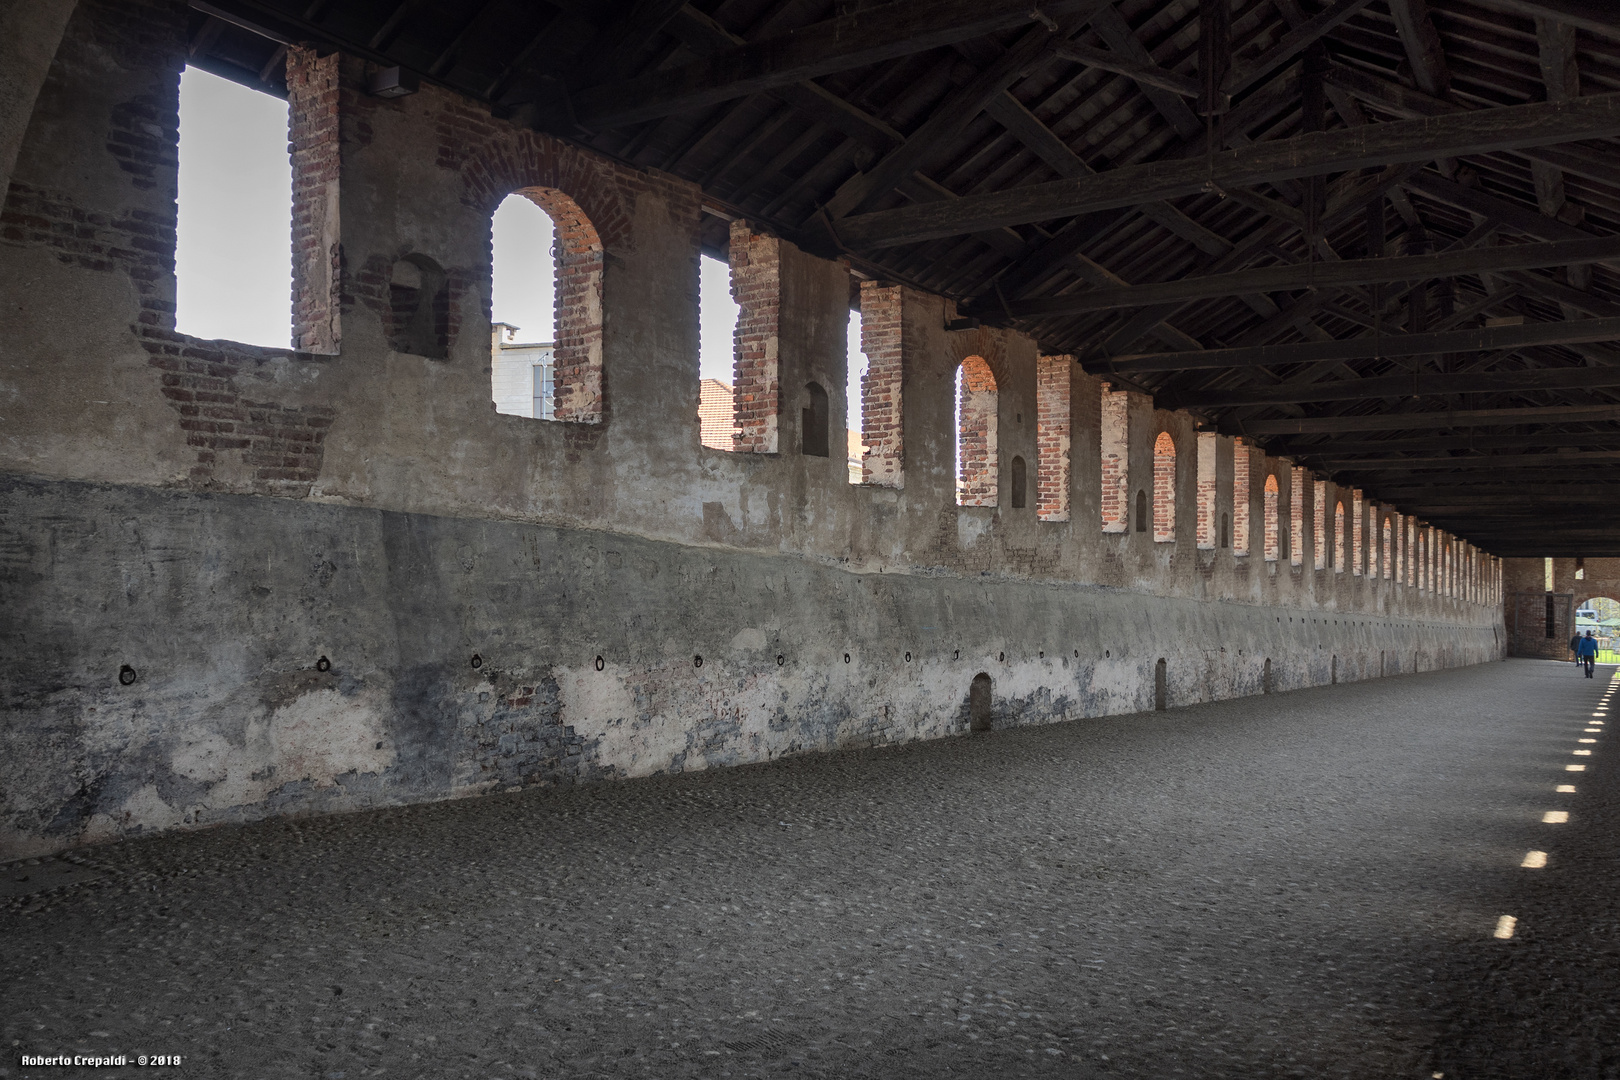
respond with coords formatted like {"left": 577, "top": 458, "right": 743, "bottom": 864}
{"left": 451, "top": 120, "right": 697, "bottom": 425}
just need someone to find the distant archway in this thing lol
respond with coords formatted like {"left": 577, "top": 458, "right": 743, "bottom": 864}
{"left": 1576, "top": 596, "right": 1620, "bottom": 662}
{"left": 969, "top": 673, "right": 993, "bottom": 732}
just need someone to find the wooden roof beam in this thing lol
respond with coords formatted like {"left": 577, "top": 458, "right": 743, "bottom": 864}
{"left": 1047, "top": 40, "right": 1201, "bottom": 97}
{"left": 1284, "top": 432, "right": 1620, "bottom": 455}
{"left": 1104, "top": 314, "right": 1620, "bottom": 374}
{"left": 556, "top": 0, "right": 1110, "bottom": 130}
{"left": 1324, "top": 63, "right": 1620, "bottom": 186}
{"left": 1320, "top": 449, "right": 1620, "bottom": 470}
{"left": 1008, "top": 234, "right": 1620, "bottom": 318}
{"left": 837, "top": 92, "right": 1620, "bottom": 248}
{"left": 1473, "top": 0, "right": 1620, "bottom": 39}
{"left": 1236, "top": 403, "right": 1620, "bottom": 436}
{"left": 1160, "top": 365, "right": 1620, "bottom": 411}
{"left": 1223, "top": 0, "right": 1375, "bottom": 97}
{"left": 1091, "top": 3, "right": 1202, "bottom": 139}
{"left": 822, "top": 21, "right": 1072, "bottom": 219}
{"left": 1387, "top": 0, "right": 1451, "bottom": 98}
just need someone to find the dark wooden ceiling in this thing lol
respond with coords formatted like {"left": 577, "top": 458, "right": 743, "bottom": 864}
{"left": 189, "top": 0, "right": 1620, "bottom": 557}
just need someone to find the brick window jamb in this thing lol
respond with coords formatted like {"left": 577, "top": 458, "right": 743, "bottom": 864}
{"left": 730, "top": 219, "right": 780, "bottom": 452}
{"left": 858, "top": 281, "right": 903, "bottom": 488}
{"left": 288, "top": 46, "right": 341, "bottom": 354}
{"left": 1195, "top": 432, "right": 1217, "bottom": 550}
{"left": 957, "top": 355, "right": 998, "bottom": 507}
{"left": 1100, "top": 384, "right": 1128, "bottom": 533}
{"left": 1152, "top": 431, "right": 1175, "bottom": 542}
{"left": 1035, "top": 355, "right": 1071, "bottom": 521}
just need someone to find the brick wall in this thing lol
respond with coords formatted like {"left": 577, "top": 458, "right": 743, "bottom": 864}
{"left": 729, "top": 219, "right": 780, "bottom": 453}
{"left": 1313, "top": 480, "right": 1326, "bottom": 569}
{"left": 1035, "top": 355, "right": 1070, "bottom": 521}
{"left": 288, "top": 47, "right": 340, "bottom": 355}
{"left": 1100, "top": 385, "right": 1128, "bottom": 533}
{"left": 957, "top": 355, "right": 998, "bottom": 507}
{"left": 1350, "top": 490, "right": 1363, "bottom": 575}
{"left": 1397, "top": 513, "right": 1407, "bottom": 584}
{"left": 858, "top": 281, "right": 903, "bottom": 487}
{"left": 1289, "top": 466, "right": 1304, "bottom": 567}
{"left": 1233, "top": 439, "right": 1251, "bottom": 555}
{"left": 1334, "top": 498, "right": 1346, "bottom": 573}
{"left": 1196, "top": 432, "right": 1217, "bottom": 550}
{"left": 1, "top": 42, "right": 337, "bottom": 496}
{"left": 523, "top": 187, "right": 603, "bottom": 423}
{"left": 1152, "top": 431, "right": 1175, "bottom": 542}
{"left": 443, "top": 91, "right": 697, "bottom": 428}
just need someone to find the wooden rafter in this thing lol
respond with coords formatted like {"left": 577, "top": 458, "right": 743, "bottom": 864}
{"left": 837, "top": 93, "right": 1620, "bottom": 248}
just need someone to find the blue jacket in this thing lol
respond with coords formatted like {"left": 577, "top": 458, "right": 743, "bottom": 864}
{"left": 1576, "top": 635, "right": 1600, "bottom": 658}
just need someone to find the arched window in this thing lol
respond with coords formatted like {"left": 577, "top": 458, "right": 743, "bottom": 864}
{"left": 956, "top": 356, "right": 998, "bottom": 506}
{"left": 489, "top": 187, "right": 603, "bottom": 423}
{"left": 1383, "top": 518, "right": 1393, "bottom": 579}
{"left": 802, "top": 382, "right": 829, "bottom": 457}
{"left": 1135, "top": 489, "right": 1148, "bottom": 532}
{"left": 1152, "top": 432, "right": 1176, "bottom": 542}
{"left": 1334, "top": 502, "right": 1345, "bottom": 573}
{"left": 1263, "top": 474, "right": 1280, "bottom": 561}
{"left": 1010, "top": 455, "right": 1027, "bottom": 509}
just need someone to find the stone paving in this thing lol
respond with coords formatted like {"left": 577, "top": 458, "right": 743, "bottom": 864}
{"left": 2, "top": 659, "right": 1614, "bottom": 1080}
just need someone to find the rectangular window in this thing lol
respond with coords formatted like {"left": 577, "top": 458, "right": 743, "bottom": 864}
{"left": 533, "top": 363, "right": 555, "bottom": 420}
{"left": 175, "top": 66, "right": 292, "bottom": 347}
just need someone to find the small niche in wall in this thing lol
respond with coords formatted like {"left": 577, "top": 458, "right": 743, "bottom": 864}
{"left": 1010, "top": 456, "right": 1027, "bottom": 509}
{"left": 969, "top": 673, "right": 993, "bottom": 732}
{"left": 802, "top": 382, "right": 830, "bottom": 457}
{"left": 388, "top": 254, "right": 449, "bottom": 359}
{"left": 1135, "top": 489, "right": 1147, "bottom": 532}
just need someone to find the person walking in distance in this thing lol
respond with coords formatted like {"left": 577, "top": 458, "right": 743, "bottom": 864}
{"left": 1576, "top": 629, "right": 1600, "bottom": 679}
{"left": 1571, "top": 631, "right": 1584, "bottom": 667}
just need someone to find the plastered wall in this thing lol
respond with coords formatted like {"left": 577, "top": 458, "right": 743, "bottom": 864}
{"left": 0, "top": 0, "right": 1504, "bottom": 858}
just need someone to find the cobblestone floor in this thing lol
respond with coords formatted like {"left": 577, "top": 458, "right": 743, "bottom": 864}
{"left": 2, "top": 659, "right": 1615, "bottom": 1080}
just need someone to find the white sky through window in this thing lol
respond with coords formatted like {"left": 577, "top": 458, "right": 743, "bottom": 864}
{"left": 699, "top": 254, "right": 738, "bottom": 383}
{"left": 175, "top": 67, "right": 292, "bottom": 348}
{"left": 491, "top": 194, "right": 555, "bottom": 342}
